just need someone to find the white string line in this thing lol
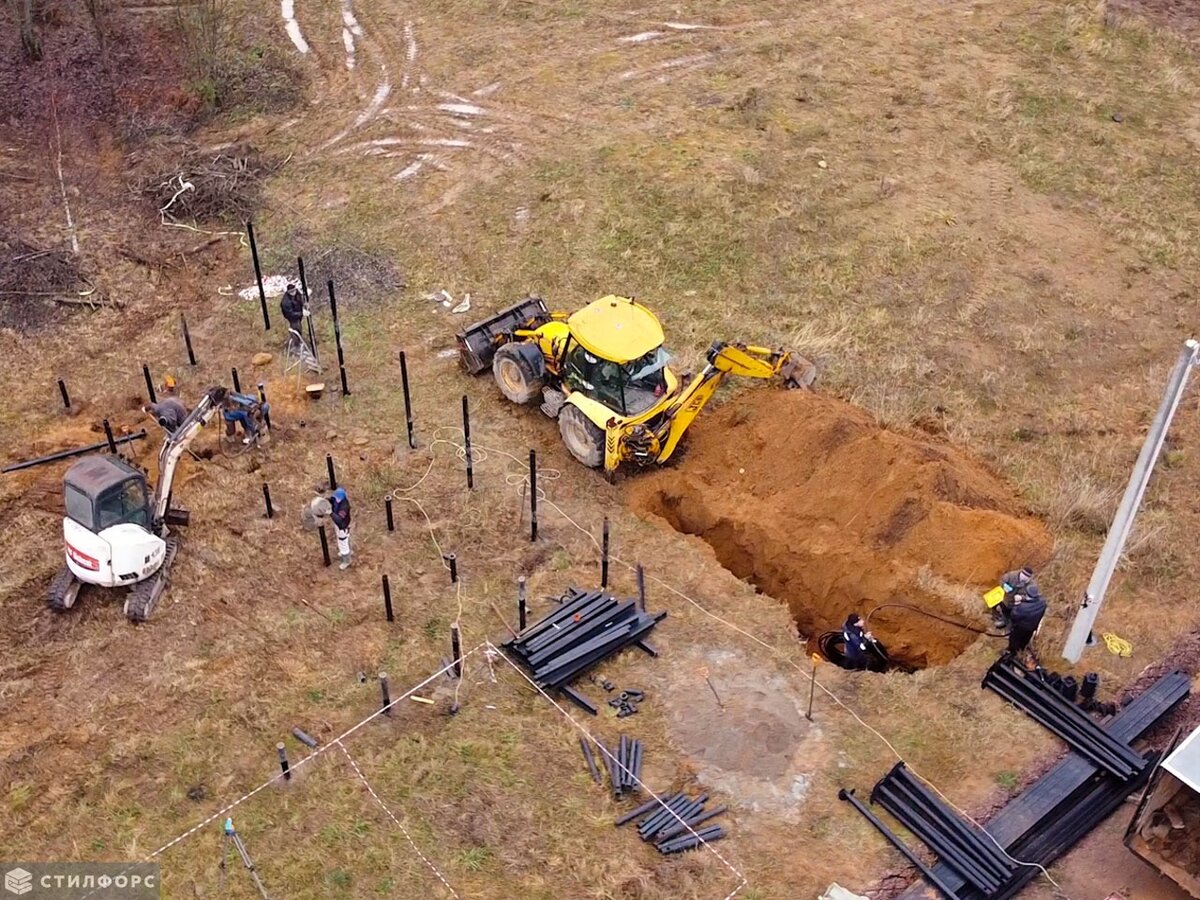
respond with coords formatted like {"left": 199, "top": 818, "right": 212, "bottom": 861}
{"left": 403, "top": 431, "right": 1063, "bottom": 894}
{"left": 387, "top": 443, "right": 468, "bottom": 704}
{"left": 336, "top": 741, "right": 461, "bottom": 898}
{"left": 49, "top": 95, "right": 80, "bottom": 255}
{"left": 141, "top": 647, "right": 486, "bottom": 862}
{"left": 487, "top": 641, "right": 747, "bottom": 900}
{"left": 387, "top": 428, "right": 562, "bottom": 708}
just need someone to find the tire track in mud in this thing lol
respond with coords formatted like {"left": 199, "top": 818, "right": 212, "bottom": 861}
{"left": 283, "top": 3, "right": 821, "bottom": 208}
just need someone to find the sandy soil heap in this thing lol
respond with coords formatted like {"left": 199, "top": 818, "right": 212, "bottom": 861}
{"left": 631, "top": 390, "right": 1053, "bottom": 667}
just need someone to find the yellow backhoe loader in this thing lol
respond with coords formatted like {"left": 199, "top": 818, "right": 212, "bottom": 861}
{"left": 457, "top": 295, "right": 814, "bottom": 477}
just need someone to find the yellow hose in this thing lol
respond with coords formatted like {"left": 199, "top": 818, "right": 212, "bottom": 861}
{"left": 1103, "top": 632, "right": 1133, "bottom": 658}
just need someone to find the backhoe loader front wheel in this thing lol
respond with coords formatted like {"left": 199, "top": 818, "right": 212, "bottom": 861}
{"left": 492, "top": 343, "right": 545, "bottom": 405}
{"left": 559, "top": 404, "right": 605, "bottom": 469}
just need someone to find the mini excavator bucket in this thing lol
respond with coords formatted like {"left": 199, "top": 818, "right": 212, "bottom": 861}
{"left": 779, "top": 352, "right": 817, "bottom": 390}
{"left": 456, "top": 296, "right": 550, "bottom": 375}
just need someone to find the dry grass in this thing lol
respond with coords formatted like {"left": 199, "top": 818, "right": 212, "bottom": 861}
{"left": 3, "top": 0, "right": 1200, "bottom": 897}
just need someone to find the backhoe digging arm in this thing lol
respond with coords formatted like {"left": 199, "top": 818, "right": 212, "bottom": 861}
{"left": 653, "top": 343, "right": 810, "bottom": 465}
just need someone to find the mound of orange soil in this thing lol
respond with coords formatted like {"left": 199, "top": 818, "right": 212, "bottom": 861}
{"left": 630, "top": 391, "right": 1053, "bottom": 667}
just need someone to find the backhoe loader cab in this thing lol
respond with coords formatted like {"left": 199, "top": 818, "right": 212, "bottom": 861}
{"left": 458, "top": 294, "right": 814, "bottom": 477}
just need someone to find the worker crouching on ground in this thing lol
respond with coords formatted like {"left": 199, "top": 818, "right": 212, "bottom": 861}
{"left": 993, "top": 566, "right": 1039, "bottom": 632}
{"left": 330, "top": 486, "right": 352, "bottom": 570}
{"left": 221, "top": 391, "right": 270, "bottom": 445}
{"left": 843, "top": 614, "right": 874, "bottom": 671}
{"left": 1005, "top": 584, "right": 1047, "bottom": 664}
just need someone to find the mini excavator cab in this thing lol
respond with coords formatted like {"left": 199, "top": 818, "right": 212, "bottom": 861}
{"left": 63, "top": 456, "right": 152, "bottom": 534}
{"left": 60, "top": 454, "right": 165, "bottom": 599}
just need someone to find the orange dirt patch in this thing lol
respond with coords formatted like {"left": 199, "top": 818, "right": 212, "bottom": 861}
{"left": 629, "top": 390, "right": 1053, "bottom": 667}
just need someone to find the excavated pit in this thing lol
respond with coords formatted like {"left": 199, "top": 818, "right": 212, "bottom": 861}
{"left": 630, "top": 391, "right": 1053, "bottom": 668}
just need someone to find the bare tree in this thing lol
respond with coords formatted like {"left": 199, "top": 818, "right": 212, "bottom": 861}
{"left": 173, "top": 0, "right": 228, "bottom": 82}
{"left": 14, "top": 0, "right": 43, "bottom": 61}
{"left": 84, "top": 0, "right": 110, "bottom": 68}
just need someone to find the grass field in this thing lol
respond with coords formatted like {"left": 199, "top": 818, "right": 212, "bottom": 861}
{"left": 2, "top": 0, "right": 1199, "bottom": 897}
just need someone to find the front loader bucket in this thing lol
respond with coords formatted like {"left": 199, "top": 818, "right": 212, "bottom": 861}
{"left": 456, "top": 296, "right": 550, "bottom": 375}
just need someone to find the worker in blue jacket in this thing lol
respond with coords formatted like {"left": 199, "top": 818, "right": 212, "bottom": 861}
{"left": 330, "top": 486, "right": 352, "bottom": 570}
{"left": 221, "top": 391, "right": 270, "bottom": 445}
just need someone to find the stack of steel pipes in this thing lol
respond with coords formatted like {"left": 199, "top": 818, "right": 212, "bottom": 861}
{"left": 871, "top": 764, "right": 1016, "bottom": 895}
{"left": 982, "top": 660, "right": 1145, "bottom": 779}
{"left": 616, "top": 792, "right": 729, "bottom": 854}
{"left": 502, "top": 587, "right": 666, "bottom": 714}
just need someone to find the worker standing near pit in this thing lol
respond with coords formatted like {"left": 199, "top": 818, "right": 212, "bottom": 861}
{"left": 281, "top": 282, "right": 310, "bottom": 353}
{"left": 281, "top": 283, "right": 306, "bottom": 333}
{"left": 991, "top": 566, "right": 1039, "bottom": 632}
{"left": 330, "top": 486, "right": 352, "bottom": 570}
{"left": 1005, "top": 584, "right": 1047, "bottom": 665}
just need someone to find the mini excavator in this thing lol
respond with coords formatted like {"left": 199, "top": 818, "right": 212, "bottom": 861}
{"left": 457, "top": 295, "right": 814, "bottom": 477}
{"left": 48, "top": 387, "right": 224, "bottom": 622}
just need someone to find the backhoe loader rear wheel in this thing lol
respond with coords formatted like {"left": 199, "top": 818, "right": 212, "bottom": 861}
{"left": 559, "top": 404, "right": 605, "bottom": 469}
{"left": 492, "top": 344, "right": 544, "bottom": 405}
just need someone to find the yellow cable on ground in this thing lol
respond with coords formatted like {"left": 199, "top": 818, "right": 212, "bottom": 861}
{"left": 1103, "top": 632, "right": 1133, "bottom": 658}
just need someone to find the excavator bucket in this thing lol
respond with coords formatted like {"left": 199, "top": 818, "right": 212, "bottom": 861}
{"left": 779, "top": 352, "right": 817, "bottom": 390}
{"left": 456, "top": 296, "right": 550, "bottom": 375}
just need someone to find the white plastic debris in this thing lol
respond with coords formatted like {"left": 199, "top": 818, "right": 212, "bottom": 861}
{"left": 238, "top": 274, "right": 292, "bottom": 300}
{"left": 451, "top": 293, "right": 471, "bottom": 314}
{"left": 819, "top": 886, "right": 868, "bottom": 900}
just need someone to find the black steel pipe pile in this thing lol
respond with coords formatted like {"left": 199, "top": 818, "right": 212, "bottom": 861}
{"left": 603, "top": 734, "right": 644, "bottom": 796}
{"left": 982, "top": 660, "right": 1144, "bottom": 779}
{"left": 891, "top": 669, "right": 1190, "bottom": 900}
{"left": 501, "top": 586, "right": 666, "bottom": 714}
{"left": 615, "top": 790, "right": 730, "bottom": 854}
{"left": 871, "top": 763, "right": 1015, "bottom": 894}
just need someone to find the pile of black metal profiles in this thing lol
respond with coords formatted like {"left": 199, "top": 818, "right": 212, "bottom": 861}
{"left": 982, "top": 660, "right": 1145, "bottom": 779}
{"left": 616, "top": 792, "right": 728, "bottom": 854}
{"left": 502, "top": 587, "right": 666, "bottom": 714}
{"left": 872, "top": 764, "right": 1015, "bottom": 895}
{"left": 888, "top": 668, "right": 1190, "bottom": 900}
{"left": 579, "top": 735, "right": 644, "bottom": 796}
{"left": 606, "top": 735, "right": 643, "bottom": 797}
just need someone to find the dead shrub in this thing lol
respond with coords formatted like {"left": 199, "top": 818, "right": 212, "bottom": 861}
{"left": 172, "top": 0, "right": 304, "bottom": 115}
{"left": 0, "top": 236, "right": 89, "bottom": 332}
{"left": 289, "top": 245, "right": 407, "bottom": 310}
{"left": 131, "top": 143, "right": 278, "bottom": 224}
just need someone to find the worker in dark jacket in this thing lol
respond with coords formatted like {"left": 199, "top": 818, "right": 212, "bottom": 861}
{"left": 1007, "top": 584, "right": 1047, "bottom": 659}
{"left": 281, "top": 283, "right": 306, "bottom": 333}
{"left": 330, "top": 486, "right": 352, "bottom": 570}
{"left": 842, "top": 613, "right": 874, "bottom": 671}
{"left": 143, "top": 397, "right": 189, "bottom": 433}
{"left": 993, "top": 566, "right": 1038, "bottom": 632}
